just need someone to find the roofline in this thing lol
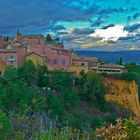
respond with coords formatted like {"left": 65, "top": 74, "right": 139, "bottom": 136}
{"left": 26, "top": 52, "right": 46, "bottom": 57}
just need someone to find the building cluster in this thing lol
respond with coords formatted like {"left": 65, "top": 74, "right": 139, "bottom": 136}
{"left": 0, "top": 31, "right": 127, "bottom": 75}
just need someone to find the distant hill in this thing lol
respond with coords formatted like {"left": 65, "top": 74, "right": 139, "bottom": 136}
{"left": 76, "top": 50, "right": 140, "bottom": 64}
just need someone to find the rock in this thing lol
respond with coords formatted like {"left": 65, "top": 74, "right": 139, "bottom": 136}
{"left": 104, "top": 78, "right": 140, "bottom": 118}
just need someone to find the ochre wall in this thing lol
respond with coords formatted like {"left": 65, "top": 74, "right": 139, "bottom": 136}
{"left": 104, "top": 78, "right": 140, "bottom": 117}
{"left": 26, "top": 53, "right": 45, "bottom": 66}
{"left": 69, "top": 65, "right": 89, "bottom": 74}
{"left": 0, "top": 59, "right": 6, "bottom": 74}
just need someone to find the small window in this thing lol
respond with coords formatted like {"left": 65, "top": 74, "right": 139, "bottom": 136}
{"left": 57, "top": 50, "right": 62, "bottom": 54}
{"left": 9, "top": 55, "right": 16, "bottom": 61}
{"left": 62, "top": 59, "right": 66, "bottom": 65}
{"left": 10, "top": 56, "right": 14, "bottom": 59}
{"left": 52, "top": 59, "right": 57, "bottom": 64}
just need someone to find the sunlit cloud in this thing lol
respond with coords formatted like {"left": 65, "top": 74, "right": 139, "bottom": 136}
{"left": 89, "top": 25, "right": 129, "bottom": 41}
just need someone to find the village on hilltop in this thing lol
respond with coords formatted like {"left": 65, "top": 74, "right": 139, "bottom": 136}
{"left": 0, "top": 30, "right": 127, "bottom": 75}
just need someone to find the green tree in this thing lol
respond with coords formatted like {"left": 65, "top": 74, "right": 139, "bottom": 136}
{"left": 36, "top": 65, "right": 49, "bottom": 87}
{"left": 4, "top": 66, "right": 18, "bottom": 79}
{"left": 46, "top": 34, "right": 53, "bottom": 42}
{"left": 0, "top": 80, "right": 46, "bottom": 114}
{"left": 46, "top": 94, "right": 64, "bottom": 117}
{"left": 119, "top": 57, "right": 123, "bottom": 65}
{"left": 116, "top": 59, "right": 119, "bottom": 64}
{"left": 83, "top": 71, "right": 106, "bottom": 109}
{"left": 49, "top": 70, "right": 73, "bottom": 91}
{"left": 60, "top": 88, "right": 80, "bottom": 109}
{"left": 18, "top": 60, "right": 36, "bottom": 84}
{"left": 0, "top": 110, "right": 11, "bottom": 140}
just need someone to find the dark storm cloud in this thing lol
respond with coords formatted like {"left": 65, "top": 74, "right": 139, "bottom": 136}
{"left": 0, "top": 0, "right": 98, "bottom": 34}
{"left": 98, "top": 7, "right": 129, "bottom": 15}
{"left": 124, "top": 23, "right": 140, "bottom": 32}
{"left": 118, "top": 36, "right": 135, "bottom": 41}
{"left": 127, "top": 16, "right": 132, "bottom": 22}
{"left": 101, "top": 24, "right": 115, "bottom": 29}
{"left": 118, "top": 33, "right": 140, "bottom": 42}
{"left": 90, "top": 17, "right": 105, "bottom": 27}
{"left": 72, "top": 28, "right": 94, "bottom": 35}
{"left": 133, "top": 13, "right": 140, "bottom": 19}
{"left": 0, "top": 0, "right": 135, "bottom": 35}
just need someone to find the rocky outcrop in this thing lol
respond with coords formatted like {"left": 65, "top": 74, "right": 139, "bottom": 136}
{"left": 104, "top": 78, "right": 140, "bottom": 117}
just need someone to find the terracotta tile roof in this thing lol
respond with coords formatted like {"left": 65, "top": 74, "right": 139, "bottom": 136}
{"left": 0, "top": 48, "right": 24, "bottom": 53}
{"left": 72, "top": 55, "right": 99, "bottom": 62}
{"left": 99, "top": 63, "right": 124, "bottom": 69}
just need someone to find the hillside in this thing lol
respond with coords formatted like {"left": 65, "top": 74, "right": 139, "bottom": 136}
{"left": 0, "top": 60, "right": 140, "bottom": 139}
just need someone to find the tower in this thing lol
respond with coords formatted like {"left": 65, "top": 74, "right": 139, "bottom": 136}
{"left": 15, "top": 29, "right": 22, "bottom": 41}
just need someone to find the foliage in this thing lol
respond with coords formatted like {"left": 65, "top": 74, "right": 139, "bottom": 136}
{"left": 36, "top": 65, "right": 49, "bottom": 87}
{"left": 4, "top": 66, "right": 18, "bottom": 79}
{"left": 46, "top": 34, "right": 53, "bottom": 42}
{"left": 119, "top": 57, "right": 123, "bottom": 65}
{"left": 125, "top": 63, "right": 140, "bottom": 73}
{"left": 123, "top": 119, "right": 140, "bottom": 140}
{"left": 96, "top": 118, "right": 140, "bottom": 140}
{"left": 46, "top": 93, "right": 64, "bottom": 116}
{"left": 91, "top": 116, "right": 104, "bottom": 130}
{"left": 18, "top": 60, "right": 36, "bottom": 83}
{"left": 0, "top": 60, "right": 135, "bottom": 139}
{"left": 41, "top": 127, "right": 97, "bottom": 140}
{"left": 0, "top": 80, "right": 46, "bottom": 114}
{"left": 59, "top": 88, "right": 80, "bottom": 109}
{"left": 83, "top": 71, "right": 106, "bottom": 110}
{"left": 49, "top": 70, "right": 73, "bottom": 91}
{"left": 63, "top": 110, "right": 91, "bottom": 130}
{"left": 0, "top": 110, "right": 11, "bottom": 140}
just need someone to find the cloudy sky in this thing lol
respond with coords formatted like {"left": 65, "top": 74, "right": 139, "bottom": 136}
{"left": 1, "top": 0, "right": 140, "bottom": 50}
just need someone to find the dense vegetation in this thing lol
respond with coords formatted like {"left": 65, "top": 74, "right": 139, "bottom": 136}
{"left": 0, "top": 60, "right": 139, "bottom": 140}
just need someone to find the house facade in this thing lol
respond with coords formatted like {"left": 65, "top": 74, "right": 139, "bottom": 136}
{"left": 69, "top": 55, "right": 99, "bottom": 74}
{"left": 0, "top": 32, "right": 128, "bottom": 74}
{"left": 45, "top": 46, "right": 72, "bottom": 70}
{"left": 98, "top": 63, "right": 127, "bottom": 73}
{"left": 15, "top": 30, "right": 46, "bottom": 46}
{"left": 0, "top": 48, "right": 27, "bottom": 67}
{"left": 26, "top": 52, "right": 46, "bottom": 66}
{"left": 27, "top": 44, "right": 72, "bottom": 70}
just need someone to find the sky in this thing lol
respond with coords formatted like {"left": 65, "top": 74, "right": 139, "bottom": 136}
{"left": 1, "top": 0, "right": 140, "bottom": 51}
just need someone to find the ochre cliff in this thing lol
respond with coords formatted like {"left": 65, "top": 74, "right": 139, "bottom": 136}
{"left": 104, "top": 78, "right": 140, "bottom": 117}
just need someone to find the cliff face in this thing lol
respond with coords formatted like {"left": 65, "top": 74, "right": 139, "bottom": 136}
{"left": 104, "top": 78, "right": 140, "bottom": 117}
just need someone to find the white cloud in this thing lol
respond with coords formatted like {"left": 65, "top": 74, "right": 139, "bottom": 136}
{"left": 89, "top": 25, "right": 129, "bottom": 41}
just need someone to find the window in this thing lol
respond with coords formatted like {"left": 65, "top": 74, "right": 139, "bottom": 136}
{"left": 62, "top": 59, "right": 66, "bottom": 65}
{"left": 8, "top": 55, "right": 16, "bottom": 62}
{"left": 57, "top": 50, "right": 62, "bottom": 54}
{"left": 52, "top": 59, "right": 57, "bottom": 64}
